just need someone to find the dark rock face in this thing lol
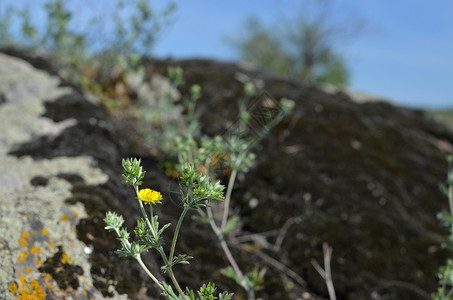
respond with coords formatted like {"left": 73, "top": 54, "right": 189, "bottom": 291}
{"left": 2, "top": 48, "right": 453, "bottom": 300}
{"left": 147, "top": 58, "right": 453, "bottom": 299}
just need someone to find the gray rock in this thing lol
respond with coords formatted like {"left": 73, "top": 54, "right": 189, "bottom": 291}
{"left": 0, "top": 52, "right": 125, "bottom": 300}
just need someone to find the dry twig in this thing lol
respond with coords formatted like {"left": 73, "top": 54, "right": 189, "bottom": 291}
{"left": 311, "top": 243, "right": 336, "bottom": 300}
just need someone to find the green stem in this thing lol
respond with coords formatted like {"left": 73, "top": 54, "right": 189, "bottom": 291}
{"left": 161, "top": 206, "right": 190, "bottom": 300}
{"left": 169, "top": 206, "right": 189, "bottom": 262}
{"left": 221, "top": 169, "right": 238, "bottom": 230}
{"left": 157, "top": 247, "right": 188, "bottom": 300}
{"left": 135, "top": 255, "right": 165, "bottom": 291}
{"left": 158, "top": 246, "right": 169, "bottom": 264}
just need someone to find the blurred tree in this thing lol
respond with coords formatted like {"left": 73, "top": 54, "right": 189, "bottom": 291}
{"left": 237, "top": 18, "right": 294, "bottom": 76}
{"left": 232, "top": 0, "right": 364, "bottom": 86}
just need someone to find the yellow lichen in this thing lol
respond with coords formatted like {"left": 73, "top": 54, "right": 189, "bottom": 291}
{"left": 11, "top": 276, "right": 46, "bottom": 300}
{"left": 8, "top": 282, "right": 18, "bottom": 295}
{"left": 20, "top": 232, "right": 30, "bottom": 240}
{"left": 61, "top": 253, "right": 72, "bottom": 264}
{"left": 18, "top": 238, "right": 29, "bottom": 247}
{"left": 59, "top": 215, "right": 70, "bottom": 222}
{"left": 25, "top": 268, "right": 33, "bottom": 274}
{"left": 17, "top": 251, "right": 29, "bottom": 263}
{"left": 18, "top": 232, "right": 30, "bottom": 247}
{"left": 30, "top": 246, "right": 42, "bottom": 255}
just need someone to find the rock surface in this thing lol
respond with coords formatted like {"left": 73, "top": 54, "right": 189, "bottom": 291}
{"left": 1, "top": 50, "right": 453, "bottom": 300}
{"left": 0, "top": 52, "right": 122, "bottom": 299}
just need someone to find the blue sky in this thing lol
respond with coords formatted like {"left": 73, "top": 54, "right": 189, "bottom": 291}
{"left": 2, "top": 0, "right": 452, "bottom": 109}
{"left": 152, "top": 0, "right": 453, "bottom": 109}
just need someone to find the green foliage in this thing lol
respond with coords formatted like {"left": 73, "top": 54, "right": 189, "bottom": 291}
{"left": 0, "top": 4, "right": 14, "bottom": 44}
{"left": 225, "top": 136, "right": 256, "bottom": 173}
{"left": 179, "top": 163, "right": 225, "bottom": 209}
{"left": 191, "top": 175, "right": 225, "bottom": 206}
{"left": 112, "top": 0, "right": 176, "bottom": 57}
{"left": 168, "top": 66, "right": 185, "bottom": 87}
{"left": 222, "top": 267, "right": 265, "bottom": 293}
{"left": 429, "top": 110, "right": 453, "bottom": 127}
{"left": 195, "top": 283, "right": 233, "bottom": 300}
{"left": 232, "top": 18, "right": 294, "bottom": 76}
{"left": 122, "top": 157, "right": 146, "bottom": 187}
{"left": 161, "top": 254, "right": 193, "bottom": 273}
{"left": 231, "top": 3, "right": 359, "bottom": 86}
{"left": 145, "top": 69, "right": 294, "bottom": 178}
{"left": 104, "top": 211, "right": 125, "bottom": 232}
{"left": 162, "top": 283, "right": 233, "bottom": 300}
{"left": 222, "top": 217, "right": 239, "bottom": 235}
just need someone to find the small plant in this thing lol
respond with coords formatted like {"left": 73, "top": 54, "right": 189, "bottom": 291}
{"left": 433, "top": 155, "right": 453, "bottom": 299}
{"left": 104, "top": 158, "right": 232, "bottom": 300}
{"left": 138, "top": 68, "right": 295, "bottom": 299}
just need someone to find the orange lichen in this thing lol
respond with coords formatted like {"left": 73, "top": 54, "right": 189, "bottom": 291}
{"left": 17, "top": 251, "right": 29, "bottom": 262}
{"left": 41, "top": 229, "right": 49, "bottom": 236}
{"left": 83, "top": 290, "right": 87, "bottom": 296}
{"left": 18, "top": 238, "right": 29, "bottom": 247}
{"left": 9, "top": 282, "right": 18, "bottom": 295}
{"left": 18, "top": 232, "right": 31, "bottom": 247}
{"left": 25, "top": 268, "right": 33, "bottom": 274}
{"left": 21, "top": 278, "right": 46, "bottom": 300}
{"left": 20, "top": 232, "right": 30, "bottom": 239}
{"left": 10, "top": 276, "right": 46, "bottom": 300}
{"left": 59, "top": 215, "right": 70, "bottom": 222}
{"left": 30, "top": 246, "right": 42, "bottom": 255}
{"left": 44, "top": 274, "right": 52, "bottom": 282}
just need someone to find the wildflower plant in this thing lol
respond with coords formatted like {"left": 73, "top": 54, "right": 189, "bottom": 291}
{"left": 104, "top": 158, "right": 232, "bottom": 300}
{"left": 135, "top": 65, "right": 295, "bottom": 298}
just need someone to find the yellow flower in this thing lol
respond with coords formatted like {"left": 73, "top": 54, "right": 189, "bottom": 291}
{"left": 138, "top": 188, "right": 162, "bottom": 204}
